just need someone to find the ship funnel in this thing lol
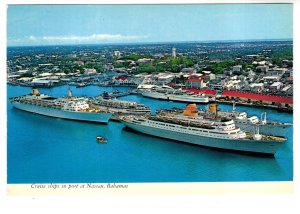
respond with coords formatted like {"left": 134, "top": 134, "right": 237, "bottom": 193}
{"left": 32, "top": 88, "right": 40, "bottom": 96}
{"left": 183, "top": 104, "right": 198, "bottom": 117}
{"left": 207, "top": 103, "right": 219, "bottom": 118}
{"left": 68, "top": 87, "right": 72, "bottom": 98}
{"left": 208, "top": 103, "right": 218, "bottom": 114}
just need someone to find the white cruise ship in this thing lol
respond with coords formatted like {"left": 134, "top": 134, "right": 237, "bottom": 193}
{"left": 200, "top": 103, "right": 292, "bottom": 137}
{"left": 9, "top": 88, "right": 112, "bottom": 123}
{"left": 141, "top": 85, "right": 209, "bottom": 103}
{"left": 120, "top": 104, "right": 286, "bottom": 155}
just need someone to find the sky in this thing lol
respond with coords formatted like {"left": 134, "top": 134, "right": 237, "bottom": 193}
{"left": 7, "top": 4, "right": 293, "bottom": 46}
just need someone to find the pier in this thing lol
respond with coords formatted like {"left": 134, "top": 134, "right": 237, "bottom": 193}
{"left": 97, "top": 90, "right": 137, "bottom": 99}
{"left": 216, "top": 98, "right": 293, "bottom": 113}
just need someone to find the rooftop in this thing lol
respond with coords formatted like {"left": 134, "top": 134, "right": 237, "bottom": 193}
{"left": 221, "top": 91, "right": 293, "bottom": 104}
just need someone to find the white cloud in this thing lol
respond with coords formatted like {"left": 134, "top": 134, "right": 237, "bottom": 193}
{"left": 29, "top": 36, "right": 37, "bottom": 40}
{"left": 27, "top": 34, "right": 145, "bottom": 42}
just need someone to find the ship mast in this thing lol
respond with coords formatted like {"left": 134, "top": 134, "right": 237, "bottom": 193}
{"left": 261, "top": 112, "right": 267, "bottom": 124}
{"left": 215, "top": 103, "right": 218, "bottom": 119}
{"left": 68, "top": 87, "right": 72, "bottom": 98}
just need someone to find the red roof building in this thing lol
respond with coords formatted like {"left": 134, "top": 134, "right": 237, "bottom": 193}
{"left": 187, "top": 78, "right": 202, "bottom": 83}
{"left": 221, "top": 90, "right": 293, "bottom": 105}
{"left": 185, "top": 77, "right": 204, "bottom": 88}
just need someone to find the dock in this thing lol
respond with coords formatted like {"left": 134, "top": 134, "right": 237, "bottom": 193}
{"left": 216, "top": 99, "right": 293, "bottom": 113}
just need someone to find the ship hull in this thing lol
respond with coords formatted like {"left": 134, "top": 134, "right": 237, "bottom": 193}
{"left": 12, "top": 102, "right": 112, "bottom": 123}
{"left": 236, "top": 123, "right": 290, "bottom": 137}
{"left": 121, "top": 120, "right": 284, "bottom": 155}
{"left": 167, "top": 94, "right": 209, "bottom": 103}
{"left": 142, "top": 91, "right": 167, "bottom": 100}
{"left": 96, "top": 105, "right": 150, "bottom": 115}
{"left": 142, "top": 91, "right": 209, "bottom": 103}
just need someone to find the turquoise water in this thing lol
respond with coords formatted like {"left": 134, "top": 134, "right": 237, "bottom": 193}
{"left": 7, "top": 85, "right": 293, "bottom": 183}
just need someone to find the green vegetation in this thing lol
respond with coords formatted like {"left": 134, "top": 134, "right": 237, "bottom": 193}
{"left": 136, "top": 64, "right": 156, "bottom": 74}
{"left": 205, "top": 60, "right": 237, "bottom": 74}
{"left": 152, "top": 57, "right": 195, "bottom": 73}
{"left": 63, "top": 68, "right": 72, "bottom": 74}
{"left": 120, "top": 55, "right": 153, "bottom": 61}
{"left": 114, "top": 61, "right": 130, "bottom": 68}
{"left": 129, "top": 56, "right": 197, "bottom": 74}
{"left": 83, "top": 62, "right": 103, "bottom": 73}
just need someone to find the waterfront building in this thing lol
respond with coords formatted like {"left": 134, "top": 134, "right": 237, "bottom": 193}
{"left": 31, "top": 79, "right": 53, "bottom": 87}
{"left": 17, "top": 77, "right": 33, "bottom": 83}
{"left": 114, "top": 76, "right": 129, "bottom": 85}
{"left": 221, "top": 91, "right": 293, "bottom": 108}
{"left": 185, "top": 77, "right": 203, "bottom": 88}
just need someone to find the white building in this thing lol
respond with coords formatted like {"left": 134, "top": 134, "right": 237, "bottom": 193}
{"left": 17, "top": 69, "right": 29, "bottom": 74}
{"left": 266, "top": 67, "right": 287, "bottom": 76}
{"left": 232, "top": 65, "right": 243, "bottom": 72}
{"left": 256, "top": 65, "right": 269, "bottom": 73}
{"left": 84, "top": 68, "right": 97, "bottom": 75}
{"left": 113, "top": 51, "right": 121, "bottom": 58}
{"left": 38, "top": 72, "right": 52, "bottom": 77}
{"left": 172, "top": 47, "right": 176, "bottom": 58}
{"left": 224, "top": 79, "right": 241, "bottom": 90}
{"left": 262, "top": 76, "right": 280, "bottom": 82}
{"left": 137, "top": 58, "right": 153, "bottom": 63}
{"left": 209, "top": 73, "right": 216, "bottom": 80}
{"left": 157, "top": 74, "right": 175, "bottom": 85}
{"left": 270, "top": 82, "right": 283, "bottom": 91}
{"left": 250, "top": 83, "right": 264, "bottom": 93}
{"left": 31, "top": 79, "right": 53, "bottom": 87}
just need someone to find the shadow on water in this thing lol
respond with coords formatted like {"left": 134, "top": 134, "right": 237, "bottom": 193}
{"left": 121, "top": 126, "right": 286, "bottom": 182}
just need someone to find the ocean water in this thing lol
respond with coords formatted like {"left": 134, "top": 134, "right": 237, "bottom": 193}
{"left": 7, "top": 85, "right": 293, "bottom": 183}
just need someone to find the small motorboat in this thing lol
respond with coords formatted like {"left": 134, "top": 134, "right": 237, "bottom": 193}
{"left": 96, "top": 136, "right": 107, "bottom": 143}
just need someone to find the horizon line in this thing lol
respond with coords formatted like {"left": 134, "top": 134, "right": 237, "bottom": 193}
{"left": 7, "top": 38, "right": 293, "bottom": 48}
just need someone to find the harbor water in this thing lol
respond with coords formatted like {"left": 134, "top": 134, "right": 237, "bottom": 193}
{"left": 7, "top": 85, "right": 293, "bottom": 183}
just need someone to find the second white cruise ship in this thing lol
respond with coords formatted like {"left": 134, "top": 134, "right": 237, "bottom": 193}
{"left": 120, "top": 104, "right": 286, "bottom": 155}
